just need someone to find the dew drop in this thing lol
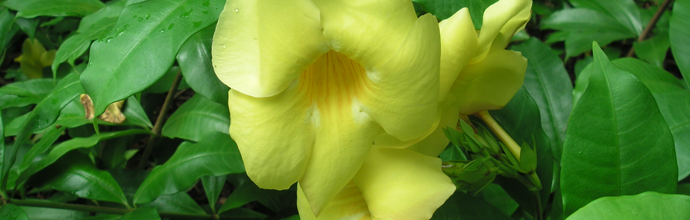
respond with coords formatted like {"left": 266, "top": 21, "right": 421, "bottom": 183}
{"left": 168, "top": 23, "right": 175, "bottom": 30}
{"left": 145, "top": 14, "right": 150, "bottom": 20}
{"left": 192, "top": 21, "right": 202, "bottom": 28}
{"left": 234, "top": 8, "right": 239, "bottom": 13}
{"left": 106, "top": 38, "right": 113, "bottom": 43}
{"left": 202, "top": 10, "right": 208, "bottom": 14}
{"left": 222, "top": 45, "right": 226, "bottom": 49}
{"left": 88, "top": 62, "right": 93, "bottom": 66}
{"left": 160, "top": 29, "right": 165, "bottom": 33}
{"left": 117, "top": 31, "right": 125, "bottom": 36}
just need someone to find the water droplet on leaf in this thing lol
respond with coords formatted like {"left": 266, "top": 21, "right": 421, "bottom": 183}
{"left": 234, "top": 8, "right": 239, "bottom": 13}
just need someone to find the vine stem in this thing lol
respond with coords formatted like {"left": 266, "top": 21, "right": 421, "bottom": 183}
{"left": 626, "top": 0, "right": 674, "bottom": 57}
{"left": 137, "top": 70, "right": 183, "bottom": 169}
{"left": 8, "top": 199, "right": 225, "bottom": 220}
{"left": 532, "top": 191, "right": 543, "bottom": 220}
{"left": 475, "top": 111, "right": 522, "bottom": 161}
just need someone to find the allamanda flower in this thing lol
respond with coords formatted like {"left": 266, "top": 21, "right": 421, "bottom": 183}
{"left": 212, "top": 0, "right": 442, "bottom": 215}
{"left": 404, "top": 0, "right": 532, "bottom": 157}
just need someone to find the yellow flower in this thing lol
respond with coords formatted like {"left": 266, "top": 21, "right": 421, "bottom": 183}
{"left": 212, "top": 0, "right": 442, "bottom": 215}
{"left": 400, "top": 0, "right": 532, "bottom": 157}
{"left": 297, "top": 146, "right": 455, "bottom": 220}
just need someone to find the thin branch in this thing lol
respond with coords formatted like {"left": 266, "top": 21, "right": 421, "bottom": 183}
{"left": 137, "top": 70, "right": 183, "bottom": 169}
{"left": 627, "top": 0, "right": 674, "bottom": 57}
{"left": 475, "top": 111, "right": 522, "bottom": 161}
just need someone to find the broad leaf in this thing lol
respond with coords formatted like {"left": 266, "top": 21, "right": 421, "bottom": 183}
{"left": 0, "top": 79, "right": 54, "bottom": 110}
{"left": 19, "top": 206, "right": 89, "bottom": 219}
{"left": 412, "top": 0, "right": 498, "bottom": 28}
{"left": 201, "top": 175, "right": 226, "bottom": 213}
{"left": 133, "top": 132, "right": 244, "bottom": 204}
{"left": 38, "top": 152, "right": 129, "bottom": 206}
{"left": 432, "top": 191, "right": 511, "bottom": 220}
{"left": 512, "top": 38, "right": 572, "bottom": 162}
{"left": 670, "top": 0, "right": 690, "bottom": 87}
{"left": 567, "top": 0, "right": 642, "bottom": 36}
{"left": 79, "top": 0, "right": 225, "bottom": 114}
{"left": 219, "top": 173, "right": 282, "bottom": 214}
{"left": 633, "top": 31, "right": 670, "bottom": 68}
{"left": 0, "top": 203, "right": 28, "bottom": 220}
{"left": 3, "top": 72, "right": 83, "bottom": 187}
{"left": 52, "top": 15, "right": 120, "bottom": 75}
{"left": 140, "top": 191, "right": 206, "bottom": 215}
{"left": 567, "top": 192, "right": 690, "bottom": 220}
{"left": 161, "top": 94, "right": 229, "bottom": 142}
{"left": 561, "top": 43, "right": 676, "bottom": 217}
{"left": 120, "top": 208, "right": 160, "bottom": 220}
{"left": 2, "top": 0, "right": 105, "bottom": 18}
{"left": 177, "top": 24, "right": 229, "bottom": 104}
{"left": 0, "top": 8, "right": 19, "bottom": 56}
{"left": 612, "top": 58, "right": 690, "bottom": 180}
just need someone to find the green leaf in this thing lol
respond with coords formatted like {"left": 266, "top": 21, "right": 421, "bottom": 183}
{"left": 670, "top": 0, "right": 690, "bottom": 88}
{"left": 3, "top": 72, "right": 83, "bottom": 188}
{"left": 14, "top": 18, "right": 38, "bottom": 40}
{"left": 17, "top": 126, "right": 66, "bottom": 181}
{"left": 477, "top": 184, "right": 519, "bottom": 217}
{"left": 53, "top": 96, "right": 152, "bottom": 129}
{"left": 512, "top": 38, "right": 573, "bottom": 162}
{"left": 161, "top": 94, "right": 229, "bottom": 142}
{"left": 541, "top": 9, "right": 629, "bottom": 33}
{"left": 567, "top": 0, "right": 642, "bottom": 36}
{"left": 177, "top": 23, "right": 229, "bottom": 104}
{"left": 133, "top": 132, "right": 243, "bottom": 204}
{"left": 432, "top": 191, "right": 512, "bottom": 220}
{"left": 612, "top": 58, "right": 690, "bottom": 180}
{"left": 52, "top": 16, "right": 119, "bottom": 75}
{"left": 120, "top": 207, "right": 160, "bottom": 220}
{"left": 489, "top": 87, "right": 554, "bottom": 215}
{"left": 219, "top": 173, "right": 281, "bottom": 214}
{"left": 0, "top": 204, "right": 28, "bottom": 220}
{"left": 565, "top": 31, "right": 632, "bottom": 58}
{"left": 633, "top": 31, "right": 670, "bottom": 68}
{"left": 19, "top": 206, "right": 89, "bottom": 220}
{"left": 0, "top": 111, "right": 4, "bottom": 185}
{"left": 566, "top": 192, "right": 690, "bottom": 220}
{"left": 37, "top": 152, "right": 129, "bottom": 206}
{"left": 201, "top": 175, "right": 226, "bottom": 213}
{"left": 80, "top": 0, "right": 225, "bottom": 115}
{"left": 0, "top": 8, "right": 19, "bottom": 55}
{"left": 0, "top": 79, "right": 54, "bottom": 110}
{"left": 561, "top": 43, "right": 677, "bottom": 217}
{"left": 140, "top": 191, "right": 206, "bottom": 215}
{"left": 3, "top": 0, "right": 105, "bottom": 18}
{"left": 17, "top": 129, "right": 152, "bottom": 185}
{"left": 411, "top": 0, "right": 497, "bottom": 28}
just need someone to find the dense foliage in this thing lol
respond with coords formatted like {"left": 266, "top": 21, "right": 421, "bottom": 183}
{"left": 0, "top": 0, "right": 688, "bottom": 219}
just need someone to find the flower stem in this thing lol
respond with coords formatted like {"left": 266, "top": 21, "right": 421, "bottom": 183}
{"left": 137, "top": 70, "right": 183, "bottom": 169}
{"left": 475, "top": 111, "right": 521, "bottom": 161}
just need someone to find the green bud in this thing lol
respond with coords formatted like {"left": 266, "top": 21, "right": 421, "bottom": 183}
{"left": 519, "top": 142, "right": 538, "bottom": 173}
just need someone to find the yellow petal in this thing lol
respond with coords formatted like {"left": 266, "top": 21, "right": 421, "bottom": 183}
{"left": 298, "top": 99, "right": 380, "bottom": 216}
{"left": 358, "top": 14, "right": 441, "bottom": 141}
{"left": 439, "top": 8, "right": 478, "bottom": 102}
{"left": 297, "top": 182, "right": 371, "bottom": 220}
{"left": 473, "top": 0, "right": 532, "bottom": 62}
{"left": 407, "top": 99, "right": 461, "bottom": 157}
{"left": 311, "top": 0, "right": 418, "bottom": 68}
{"left": 454, "top": 50, "right": 527, "bottom": 115}
{"left": 228, "top": 88, "right": 315, "bottom": 190}
{"left": 212, "top": 0, "right": 328, "bottom": 97}
{"left": 354, "top": 147, "right": 456, "bottom": 220}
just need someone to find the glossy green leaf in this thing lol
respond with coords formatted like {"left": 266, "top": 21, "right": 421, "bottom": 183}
{"left": 3, "top": 72, "right": 83, "bottom": 188}
{"left": 17, "top": 126, "right": 66, "bottom": 181}
{"left": 2, "top": 0, "right": 105, "bottom": 18}
{"left": 541, "top": 9, "right": 629, "bottom": 33}
{"left": 140, "top": 191, "right": 206, "bottom": 215}
{"left": 161, "top": 94, "right": 229, "bottom": 142}
{"left": 52, "top": 16, "right": 119, "bottom": 75}
{"left": 17, "top": 129, "right": 152, "bottom": 185}
{"left": 38, "top": 152, "right": 129, "bottom": 206}
{"left": 567, "top": 192, "right": 690, "bottom": 220}
{"left": 565, "top": 31, "right": 632, "bottom": 58}
{"left": 612, "top": 58, "right": 690, "bottom": 180}
{"left": 201, "top": 175, "right": 226, "bottom": 213}
{"left": 177, "top": 24, "right": 228, "bottom": 104}
{"left": 489, "top": 87, "right": 554, "bottom": 215}
{"left": 120, "top": 208, "right": 160, "bottom": 220}
{"left": 633, "top": 31, "right": 670, "bottom": 68}
{"left": 0, "top": 79, "right": 54, "bottom": 110}
{"left": 219, "top": 173, "right": 281, "bottom": 214}
{"left": 670, "top": 0, "right": 690, "bottom": 88}
{"left": 512, "top": 38, "right": 572, "bottom": 162}
{"left": 561, "top": 43, "right": 677, "bottom": 217}
{"left": 141, "top": 66, "right": 190, "bottom": 94}
{"left": 0, "top": 8, "right": 19, "bottom": 55}
{"left": 14, "top": 18, "right": 38, "bottom": 40}
{"left": 412, "top": 0, "right": 497, "bottom": 28}
{"left": 478, "top": 184, "right": 519, "bottom": 217}
{"left": 0, "top": 204, "right": 28, "bottom": 220}
{"left": 432, "top": 191, "right": 511, "bottom": 220}
{"left": 133, "top": 132, "right": 243, "bottom": 204}
{"left": 79, "top": 0, "right": 225, "bottom": 115}
{"left": 567, "top": 0, "right": 642, "bottom": 36}
{"left": 19, "top": 206, "right": 89, "bottom": 219}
